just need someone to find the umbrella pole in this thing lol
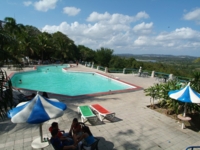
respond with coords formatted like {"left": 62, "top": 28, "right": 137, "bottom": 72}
{"left": 183, "top": 103, "right": 187, "bottom": 117}
{"left": 181, "top": 103, "right": 187, "bottom": 129}
{"left": 39, "top": 124, "right": 43, "bottom": 143}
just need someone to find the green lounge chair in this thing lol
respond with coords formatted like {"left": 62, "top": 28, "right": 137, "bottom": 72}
{"left": 77, "top": 105, "right": 97, "bottom": 123}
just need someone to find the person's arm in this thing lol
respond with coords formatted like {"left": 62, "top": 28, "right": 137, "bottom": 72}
{"left": 73, "top": 124, "right": 81, "bottom": 134}
{"left": 63, "top": 145, "right": 76, "bottom": 150}
{"left": 60, "top": 136, "right": 67, "bottom": 141}
{"left": 69, "top": 124, "right": 73, "bottom": 135}
{"left": 76, "top": 133, "right": 87, "bottom": 144}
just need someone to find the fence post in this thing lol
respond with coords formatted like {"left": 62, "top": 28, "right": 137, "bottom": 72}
{"left": 91, "top": 62, "right": 94, "bottom": 68}
{"left": 151, "top": 71, "right": 155, "bottom": 78}
{"left": 123, "top": 68, "right": 126, "bottom": 74}
{"left": 97, "top": 66, "right": 99, "bottom": 70}
{"left": 169, "top": 74, "right": 173, "bottom": 80}
{"left": 105, "top": 67, "right": 108, "bottom": 73}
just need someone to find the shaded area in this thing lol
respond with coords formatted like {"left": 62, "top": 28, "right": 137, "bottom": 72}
{"left": 147, "top": 104, "right": 200, "bottom": 132}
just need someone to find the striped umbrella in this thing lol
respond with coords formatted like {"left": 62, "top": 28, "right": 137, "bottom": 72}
{"left": 7, "top": 93, "right": 67, "bottom": 145}
{"left": 168, "top": 82, "right": 200, "bottom": 128}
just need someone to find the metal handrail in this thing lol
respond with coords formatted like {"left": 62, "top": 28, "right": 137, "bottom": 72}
{"left": 186, "top": 146, "right": 200, "bottom": 150}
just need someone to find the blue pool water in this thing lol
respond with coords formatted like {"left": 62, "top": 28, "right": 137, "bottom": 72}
{"left": 11, "top": 65, "right": 135, "bottom": 96}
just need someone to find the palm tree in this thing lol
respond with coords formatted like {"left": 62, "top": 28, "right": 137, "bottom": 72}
{"left": 19, "top": 30, "right": 37, "bottom": 59}
{"left": 0, "top": 27, "right": 20, "bottom": 65}
{"left": 4, "top": 17, "right": 25, "bottom": 36}
{"left": 37, "top": 32, "right": 53, "bottom": 63}
{"left": 191, "top": 72, "right": 200, "bottom": 92}
{"left": 2, "top": 17, "right": 25, "bottom": 63}
{"left": 52, "top": 31, "right": 74, "bottom": 62}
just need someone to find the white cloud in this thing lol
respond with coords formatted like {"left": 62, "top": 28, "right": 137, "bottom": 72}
{"left": 23, "top": 1, "right": 32, "bottom": 6}
{"left": 87, "top": 11, "right": 149, "bottom": 24}
{"left": 134, "top": 36, "right": 147, "bottom": 46}
{"left": 133, "top": 22, "right": 153, "bottom": 34}
{"left": 183, "top": 8, "right": 200, "bottom": 24}
{"left": 86, "top": 12, "right": 111, "bottom": 22}
{"left": 42, "top": 12, "right": 200, "bottom": 56}
{"left": 33, "top": 0, "right": 58, "bottom": 12}
{"left": 63, "top": 7, "right": 81, "bottom": 16}
{"left": 135, "top": 11, "right": 149, "bottom": 20}
{"left": 156, "top": 27, "right": 200, "bottom": 41}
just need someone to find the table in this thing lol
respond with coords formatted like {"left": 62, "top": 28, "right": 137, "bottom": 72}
{"left": 31, "top": 137, "right": 50, "bottom": 150}
{"left": 177, "top": 114, "right": 191, "bottom": 129}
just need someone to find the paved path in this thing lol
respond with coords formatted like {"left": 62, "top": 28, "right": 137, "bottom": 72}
{"left": 0, "top": 64, "right": 200, "bottom": 150}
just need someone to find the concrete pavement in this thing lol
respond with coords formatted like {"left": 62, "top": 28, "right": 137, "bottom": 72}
{"left": 0, "top": 64, "right": 200, "bottom": 150}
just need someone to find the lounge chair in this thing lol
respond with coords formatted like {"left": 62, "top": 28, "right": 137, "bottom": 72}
{"left": 77, "top": 105, "right": 97, "bottom": 123}
{"left": 90, "top": 104, "right": 115, "bottom": 122}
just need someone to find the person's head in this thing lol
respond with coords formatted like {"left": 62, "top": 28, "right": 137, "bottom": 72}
{"left": 82, "top": 126, "right": 93, "bottom": 136}
{"left": 72, "top": 118, "right": 79, "bottom": 126}
{"left": 31, "top": 93, "right": 36, "bottom": 97}
{"left": 51, "top": 128, "right": 59, "bottom": 137}
{"left": 42, "top": 92, "right": 49, "bottom": 98}
{"left": 51, "top": 122, "right": 58, "bottom": 129}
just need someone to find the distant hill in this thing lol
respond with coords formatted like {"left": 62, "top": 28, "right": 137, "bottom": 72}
{"left": 115, "top": 53, "right": 197, "bottom": 59}
{"left": 115, "top": 53, "right": 197, "bottom": 63}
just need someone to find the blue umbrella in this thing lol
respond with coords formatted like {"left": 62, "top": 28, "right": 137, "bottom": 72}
{"left": 168, "top": 82, "right": 200, "bottom": 128}
{"left": 7, "top": 93, "right": 67, "bottom": 146}
{"left": 168, "top": 82, "right": 200, "bottom": 104}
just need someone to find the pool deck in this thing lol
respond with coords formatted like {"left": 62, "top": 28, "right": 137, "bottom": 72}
{"left": 1, "top": 64, "right": 200, "bottom": 150}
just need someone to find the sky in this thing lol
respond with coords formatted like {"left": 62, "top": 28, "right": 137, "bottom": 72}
{"left": 1, "top": 0, "right": 200, "bottom": 57}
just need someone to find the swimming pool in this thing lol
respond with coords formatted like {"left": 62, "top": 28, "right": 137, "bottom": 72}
{"left": 11, "top": 65, "right": 138, "bottom": 96}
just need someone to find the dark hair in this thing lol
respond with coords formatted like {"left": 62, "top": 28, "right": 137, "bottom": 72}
{"left": 42, "top": 92, "right": 49, "bottom": 98}
{"left": 82, "top": 126, "right": 93, "bottom": 136}
{"left": 31, "top": 93, "right": 36, "bottom": 97}
{"left": 51, "top": 129, "right": 58, "bottom": 137}
{"left": 51, "top": 122, "right": 58, "bottom": 128}
{"left": 73, "top": 118, "right": 78, "bottom": 123}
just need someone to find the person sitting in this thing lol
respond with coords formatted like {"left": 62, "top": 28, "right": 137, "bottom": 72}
{"left": 25, "top": 93, "right": 36, "bottom": 100}
{"left": 75, "top": 126, "right": 95, "bottom": 150}
{"left": 49, "top": 122, "right": 73, "bottom": 144}
{"left": 69, "top": 118, "right": 82, "bottom": 136}
{"left": 50, "top": 129, "right": 76, "bottom": 150}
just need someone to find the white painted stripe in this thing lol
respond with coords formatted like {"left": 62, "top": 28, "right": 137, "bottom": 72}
{"left": 39, "top": 96, "right": 64, "bottom": 118}
{"left": 11, "top": 96, "right": 38, "bottom": 123}
{"left": 169, "top": 86, "right": 187, "bottom": 99}
{"left": 189, "top": 88, "right": 200, "bottom": 103}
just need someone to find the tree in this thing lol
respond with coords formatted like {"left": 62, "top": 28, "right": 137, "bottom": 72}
{"left": 95, "top": 47, "right": 113, "bottom": 67}
{"left": 36, "top": 32, "right": 53, "bottom": 63}
{"left": 109, "top": 56, "right": 126, "bottom": 68}
{"left": 19, "top": 25, "right": 41, "bottom": 59}
{"left": 1, "top": 17, "right": 27, "bottom": 63}
{"left": 52, "top": 31, "right": 74, "bottom": 62}
{"left": 193, "top": 58, "right": 200, "bottom": 63}
{"left": 191, "top": 72, "right": 200, "bottom": 92}
{"left": 3, "top": 17, "right": 25, "bottom": 36}
{"left": 78, "top": 45, "right": 95, "bottom": 62}
{"left": 0, "top": 22, "right": 20, "bottom": 65}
